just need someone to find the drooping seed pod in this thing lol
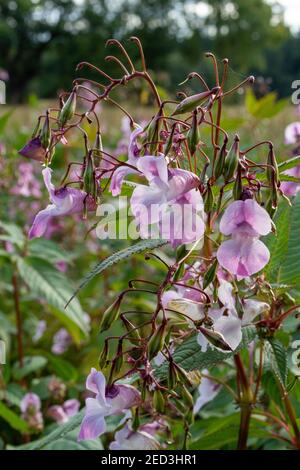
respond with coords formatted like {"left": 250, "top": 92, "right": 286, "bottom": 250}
{"left": 172, "top": 88, "right": 219, "bottom": 116}
{"left": 58, "top": 88, "right": 77, "bottom": 128}
{"left": 233, "top": 163, "right": 243, "bottom": 200}
{"left": 122, "top": 315, "right": 141, "bottom": 345}
{"left": 148, "top": 321, "right": 167, "bottom": 360}
{"left": 214, "top": 136, "right": 228, "bottom": 179}
{"left": 204, "top": 183, "right": 214, "bottom": 213}
{"left": 40, "top": 112, "right": 51, "bottom": 150}
{"left": 198, "top": 326, "right": 232, "bottom": 351}
{"left": 203, "top": 258, "right": 218, "bottom": 290}
{"left": 153, "top": 389, "right": 165, "bottom": 413}
{"left": 224, "top": 135, "right": 240, "bottom": 182}
{"left": 100, "top": 296, "right": 122, "bottom": 333}
{"left": 266, "top": 144, "right": 279, "bottom": 187}
{"left": 187, "top": 110, "right": 200, "bottom": 156}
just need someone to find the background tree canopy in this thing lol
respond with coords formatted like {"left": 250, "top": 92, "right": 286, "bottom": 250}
{"left": 0, "top": 0, "right": 298, "bottom": 102}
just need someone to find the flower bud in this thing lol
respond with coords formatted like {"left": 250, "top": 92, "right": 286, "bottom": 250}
{"left": 204, "top": 184, "right": 214, "bottom": 212}
{"left": 153, "top": 389, "right": 165, "bottom": 413}
{"left": 187, "top": 111, "right": 200, "bottom": 156}
{"left": 214, "top": 137, "right": 228, "bottom": 179}
{"left": 148, "top": 321, "right": 167, "bottom": 360}
{"left": 233, "top": 163, "right": 243, "bottom": 200}
{"left": 40, "top": 112, "right": 51, "bottom": 150}
{"left": 224, "top": 135, "right": 239, "bottom": 182}
{"left": 203, "top": 258, "right": 218, "bottom": 290}
{"left": 58, "top": 89, "right": 77, "bottom": 127}
{"left": 100, "top": 296, "right": 122, "bottom": 333}
{"left": 172, "top": 88, "right": 218, "bottom": 116}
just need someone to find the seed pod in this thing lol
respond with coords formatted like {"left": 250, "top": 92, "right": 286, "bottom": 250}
{"left": 181, "top": 385, "right": 194, "bottom": 408}
{"left": 40, "top": 112, "right": 51, "bottom": 149}
{"left": 148, "top": 321, "right": 167, "bottom": 360}
{"left": 132, "top": 408, "right": 140, "bottom": 432}
{"left": 168, "top": 361, "right": 179, "bottom": 390}
{"left": 214, "top": 137, "right": 228, "bottom": 179}
{"left": 267, "top": 144, "right": 279, "bottom": 186}
{"left": 204, "top": 184, "right": 214, "bottom": 213}
{"left": 100, "top": 296, "right": 122, "bottom": 333}
{"left": 122, "top": 316, "right": 141, "bottom": 345}
{"left": 185, "top": 407, "right": 194, "bottom": 425}
{"left": 224, "top": 135, "right": 240, "bottom": 182}
{"left": 147, "top": 108, "right": 162, "bottom": 154}
{"left": 113, "top": 341, "right": 123, "bottom": 374}
{"left": 153, "top": 389, "right": 165, "bottom": 413}
{"left": 198, "top": 326, "right": 232, "bottom": 351}
{"left": 175, "top": 364, "right": 193, "bottom": 387}
{"left": 99, "top": 341, "right": 109, "bottom": 369}
{"left": 83, "top": 152, "right": 97, "bottom": 200}
{"left": 58, "top": 89, "right": 77, "bottom": 127}
{"left": 172, "top": 88, "right": 218, "bottom": 116}
{"left": 187, "top": 111, "right": 200, "bottom": 156}
{"left": 203, "top": 258, "right": 218, "bottom": 290}
{"left": 233, "top": 163, "right": 243, "bottom": 200}
{"left": 164, "top": 124, "right": 176, "bottom": 157}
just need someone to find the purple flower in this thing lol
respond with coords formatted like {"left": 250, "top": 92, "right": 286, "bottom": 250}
{"left": 131, "top": 155, "right": 204, "bottom": 246}
{"left": 281, "top": 164, "right": 300, "bottom": 197}
{"left": 29, "top": 167, "right": 96, "bottom": 239}
{"left": 194, "top": 370, "right": 221, "bottom": 413}
{"left": 78, "top": 368, "right": 140, "bottom": 441}
{"left": 217, "top": 199, "right": 272, "bottom": 278}
{"left": 20, "top": 393, "right": 41, "bottom": 414}
{"left": 109, "top": 126, "right": 143, "bottom": 196}
{"left": 48, "top": 399, "right": 80, "bottom": 424}
{"left": 51, "top": 328, "right": 72, "bottom": 355}
{"left": 20, "top": 393, "right": 44, "bottom": 431}
{"left": 109, "top": 423, "right": 160, "bottom": 450}
{"left": 33, "top": 320, "right": 47, "bottom": 343}
{"left": 284, "top": 122, "right": 300, "bottom": 145}
{"left": 19, "top": 137, "right": 46, "bottom": 162}
{"left": 10, "top": 162, "right": 41, "bottom": 198}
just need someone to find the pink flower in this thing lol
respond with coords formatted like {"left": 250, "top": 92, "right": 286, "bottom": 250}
{"left": 20, "top": 393, "right": 44, "bottom": 431}
{"left": 19, "top": 137, "right": 46, "bottom": 162}
{"left": 29, "top": 167, "right": 96, "bottom": 239}
{"left": 217, "top": 199, "right": 272, "bottom": 278}
{"left": 131, "top": 155, "right": 204, "bottom": 247}
{"left": 194, "top": 370, "right": 221, "bottom": 413}
{"left": 109, "top": 423, "right": 160, "bottom": 450}
{"left": 78, "top": 368, "right": 140, "bottom": 441}
{"left": 281, "top": 164, "right": 300, "bottom": 197}
{"left": 109, "top": 126, "right": 143, "bottom": 196}
{"left": 51, "top": 328, "right": 72, "bottom": 355}
{"left": 284, "top": 122, "right": 300, "bottom": 145}
{"left": 48, "top": 399, "right": 80, "bottom": 424}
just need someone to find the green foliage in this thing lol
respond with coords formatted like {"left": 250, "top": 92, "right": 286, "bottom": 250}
{"left": 245, "top": 89, "right": 288, "bottom": 119}
{"left": 0, "top": 402, "right": 29, "bottom": 433}
{"left": 12, "top": 356, "right": 48, "bottom": 381}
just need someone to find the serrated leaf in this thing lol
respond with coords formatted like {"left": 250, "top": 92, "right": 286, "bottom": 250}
{"left": 0, "top": 221, "right": 25, "bottom": 248}
{"left": 28, "top": 238, "right": 73, "bottom": 265}
{"left": 67, "top": 239, "right": 167, "bottom": 306}
{"left": 17, "top": 257, "right": 88, "bottom": 342}
{"left": 0, "top": 401, "right": 29, "bottom": 433}
{"left": 267, "top": 339, "right": 288, "bottom": 387}
{"left": 278, "top": 155, "right": 300, "bottom": 173}
{"left": 12, "top": 356, "right": 47, "bottom": 380}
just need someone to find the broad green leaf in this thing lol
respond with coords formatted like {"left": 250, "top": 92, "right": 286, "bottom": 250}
{"left": 0, "top": 221, "right": 25, "bottom": 248}
{"left": 28, "top": 238, "right": 73, "bottom": 265}
{"left": 0, "top": 401, "right": 29, "bottom": 433}
{"left": 155, "top": 326, "right": 257, "bottom": 379}
{"left": 17, "top": 257, "right": 88, "bottom": 342}
{"left": 42, "top": 431, "right": 103, "bottom": 450}
{"left": 266, "top": 339, "right": 288, "bottom": 387}
{"left": 278, "top": 155, "right": 300, "bottom": 173}
{"left": 45, "top": 354, "right": 78, "bottom": 382}
{"left": 14, "top": 409, "right": 85, "bottom": 450}
{"left": 67, "top": 238, "right": 168, "bottom": 306}
{"left": 12, "top": 356, "right": 47, "bottom": 380}
{"left": 245, "top": 89, "right": 287, "bottom": 119}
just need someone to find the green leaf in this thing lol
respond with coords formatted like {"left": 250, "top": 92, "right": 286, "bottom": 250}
{"left": 14, "top": 409, "right": 85, "bottom": 450}
{"left": 0, "top": 221, "right": 25, "bottom": 248}
{"left": 42, "top": 431, "right": 103, "bottom": 450}
{"left": 245, "top": 89, "right": 287, "bottom": 119}
{"left": 0, "top": 110, "right": 13, "bottom": 135}
{"left": 0, "top": 401, "right": 29, "bottom": 433}
{"left": 266, "top": 339, "right": 288, "bottom": 387}
{"left": 17, "top": 257, "right": 88, "bottom": 342}
{"left": 45, "top": 354, "right": 78, "bottom": 382}
{"left": 278, "top": 155, "right": 300, "bottom": 173}
{"left": 155, "top": 326, "right": 257, "bottom": 379}
{"left": 28, "top": 238, "right": 73, "bottom": 265}
{"left": 12, "top": 356, "right": 47, "bottom": 380}
{"left": 67, "top": 239, "right": 167, "bottom": 306}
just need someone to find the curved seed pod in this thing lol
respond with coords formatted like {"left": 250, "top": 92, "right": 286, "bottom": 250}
{"left": 148, "top": 321, "right": 167, "bottom": 360}
{"left": 204, "top": 184, "right": 214, "bottom": 212}
{"left": 153, "top": 389, "right": 165, "bottom": 413}
{"left": 58, "top": 88, "right": 77, "bottom": 127}
{"left": 233, "top": 163, "right": 243, "bottom": 200}
{"left": 172, "top": 88, "right": 219, "bottom": 116}
{"left": 40, "top": 112, "right": 51, "bottom": 149}
{"left": 214, "top": 137, "right": 228, "bottom": 179}
{"left": 224, "top": 135, "right": 240, "bottom": 181}
{"left": 267, "top": 144, "right": 279, "bottom": 186}
{"left": 187, "top": 111, "right": 200, "bottom": 156}
{"left": 100, "top": 296, "right": 122, "bottom": 333}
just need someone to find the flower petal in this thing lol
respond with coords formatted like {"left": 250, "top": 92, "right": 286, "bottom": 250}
{"left": 78, "top": 398, "right": 106, "bottom": 441}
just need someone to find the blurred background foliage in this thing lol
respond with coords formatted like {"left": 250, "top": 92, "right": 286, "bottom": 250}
{"left": 0, "top": 0, "right": 298, "bottom": 103}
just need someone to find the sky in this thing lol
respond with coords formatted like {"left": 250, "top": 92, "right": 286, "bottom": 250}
{"left": 268, "top": 0, "right": 300, "bottom": 31}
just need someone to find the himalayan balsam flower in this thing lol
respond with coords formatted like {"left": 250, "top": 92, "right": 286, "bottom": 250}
{"left": 48, "top": 399, "right": 80, "bottom": 424}
{"left": 281, "top": 165, "right": 300, "bottom": 197}
{"left": 109, "top": 423, "right": 160, "bottom": 450}
{"left": 109, "top": 125, "right": 143, "bottom": 196}
{"left": 19, "top": 137, "right": 46, "bottom": 162}
{"left": 78, "top": 368, "right": 140, "bottom": 441}
{"left": 131, "top": 155, "right": 205, "bottom": 247}
{"left": 217, "top": 199, "right": 272, "bottom": 278}
{"left": 51, "top": 328, "right": 72, "bottom": 355}
{"left": 284, "top": 122, "right": 300, "bottom": 145}
{"left": 29, "top": 167, "right": 96, "bottom": 239}
{"left": 194, "top": 370, "right": 221, "bottom": 413}
{"left": 33, "top": 320, "right": 47, "bottom": 343}
{"left": 20, "top": 393, "right": 43, "bottom": 431}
